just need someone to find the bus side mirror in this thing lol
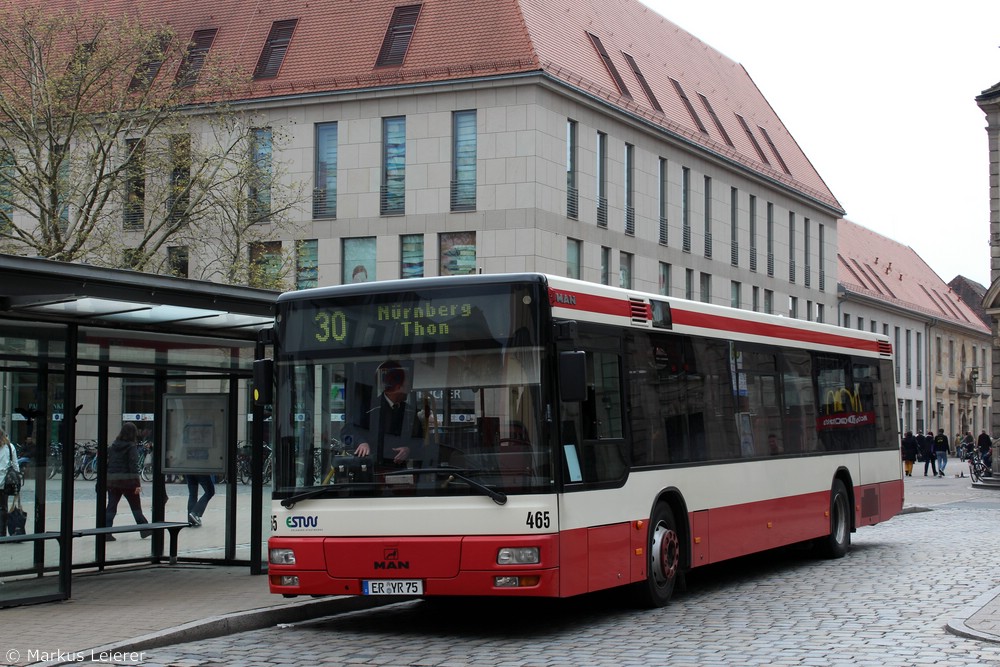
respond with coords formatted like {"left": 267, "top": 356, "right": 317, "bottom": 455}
{"left": 558, "top": 351, "right": 587, "bottom": 402}
{"left": 253, "top": 359, "right": 273, "bottom": 405}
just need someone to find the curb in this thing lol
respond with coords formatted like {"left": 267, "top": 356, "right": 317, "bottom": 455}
{"left": 945, "top": 585, "right": 1000, "bottom": 645}
{"left": 31, "top": 595, "right": 397, "bottom": 667}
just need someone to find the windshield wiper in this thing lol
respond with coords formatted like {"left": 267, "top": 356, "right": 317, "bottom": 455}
{"left": 280, "top": 484, "right": 342, "bottom": 509}
{"left": 386, "top": 466, "right": 508, "bottom": 505}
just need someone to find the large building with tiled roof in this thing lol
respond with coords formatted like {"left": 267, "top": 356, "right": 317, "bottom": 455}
{"left": 18, "top": 0, "right": 844, "bottom": 320}
{"left": 838, "top": 219, "right": 991, "bottom": 440}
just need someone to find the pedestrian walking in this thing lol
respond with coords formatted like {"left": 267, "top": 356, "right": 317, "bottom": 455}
{"left": 105, "top": 422, "right": 150, "bottom": 539}
{"left": 934, "top": 429, "right": 949, "bottom": 477}
{"left": 919, "top": 430, "right": 937, "bottom": 477}
{"left": 900, "top": 431, "right": 918, "bottom": 477}
{"left": 186, "top": 474, "right": 215, "bottom": 527}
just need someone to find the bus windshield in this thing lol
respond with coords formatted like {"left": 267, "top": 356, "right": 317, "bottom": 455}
{"left": 271, "top": 279, "right": 552, "bottom": 498}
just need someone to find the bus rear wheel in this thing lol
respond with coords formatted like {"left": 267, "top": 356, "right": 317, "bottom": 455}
{"left": 631, "top": 503, "right": 680, "bottom": 608}
{"left": 815, "top": 479, "right": 850, "bottom": 559}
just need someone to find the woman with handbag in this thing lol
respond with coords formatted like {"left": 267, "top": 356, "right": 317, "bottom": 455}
{"left": 1, "top": 427, "right": 20, "bottom": 536}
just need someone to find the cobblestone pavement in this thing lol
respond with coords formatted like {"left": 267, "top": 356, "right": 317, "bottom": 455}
{"left": 72, "top": 479, "right": 1000, "bottom": 667}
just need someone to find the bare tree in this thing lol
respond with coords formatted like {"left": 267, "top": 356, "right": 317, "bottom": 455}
{"left": 0, "top": 4, "right": 305, "bottom": 285}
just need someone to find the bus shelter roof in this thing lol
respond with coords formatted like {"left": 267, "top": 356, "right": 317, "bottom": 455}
{"left": 0, "top": 254, "right": 277, "bottom": 339}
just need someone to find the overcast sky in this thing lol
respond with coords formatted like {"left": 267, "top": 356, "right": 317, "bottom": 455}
{"left": 641, "top": 0, "right": 1000, "bottom": 288}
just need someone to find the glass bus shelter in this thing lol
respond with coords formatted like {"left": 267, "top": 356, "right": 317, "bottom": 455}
{"left": 0, "top": 255, "right": 276, "bottom": 608}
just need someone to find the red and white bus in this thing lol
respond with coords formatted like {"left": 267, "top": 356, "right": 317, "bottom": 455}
{"left": 261, "top": 273, "right": 902, "bottom": 606}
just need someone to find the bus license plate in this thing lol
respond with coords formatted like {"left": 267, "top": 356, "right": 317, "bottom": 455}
{"left": 362, "top": 579, "right": 423, "bottom": 595}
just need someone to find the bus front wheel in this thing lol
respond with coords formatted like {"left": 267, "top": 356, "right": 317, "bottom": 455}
{"left": 631, "top": 503, "right": 680, "bottom": 608}
{"left": 815, "top": 479, "right": 851, "bottom": 559}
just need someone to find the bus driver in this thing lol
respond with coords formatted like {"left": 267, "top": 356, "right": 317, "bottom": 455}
{"left": 343, "top": 361, "right": 424, "bottom": 467}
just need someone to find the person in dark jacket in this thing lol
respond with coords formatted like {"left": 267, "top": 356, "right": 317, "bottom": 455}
{"left": 979, "top": 429, "right": 994, "bottom": 471}
{"left": 919, "top": 430, "right": 937, "bottom": 477}
{"left": 900, "top": 431, "right": 918, "bottom": 477}
{"left": 105, "top": 422, "right": 150, "bottom": 539}
{"left": 933, "top": 429, "right": 950, "bottom": 477}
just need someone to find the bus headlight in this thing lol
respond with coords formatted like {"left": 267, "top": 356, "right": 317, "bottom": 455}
{"left": 497, "top": 547, "right": 539, "bottom": 565}
{"left": 269, "top": 548, "right": 296, "bottom": 565}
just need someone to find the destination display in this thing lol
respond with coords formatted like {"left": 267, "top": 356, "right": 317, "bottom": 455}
{"left": 282, "top": 284, "right": 539, "bottom": 355}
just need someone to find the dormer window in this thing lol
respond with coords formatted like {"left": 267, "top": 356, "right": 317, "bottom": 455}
{"left": 254, "top": 19, "right": 297, "bottom": 79}
{"left": 176, "top": 29, "right": 217, "bottom": 88}
{"left": 376, "top": 5, "right": 421, "bottom": 67}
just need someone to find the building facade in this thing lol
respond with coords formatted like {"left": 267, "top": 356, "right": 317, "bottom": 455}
{"left": 979, "top": 80, "right": 1000, "bottom": 439}
{"left": 838, "top": 219, "right": 992, "bottom": 443}
{"left": 6, "top": 0, "right": 844, "bottom": 321}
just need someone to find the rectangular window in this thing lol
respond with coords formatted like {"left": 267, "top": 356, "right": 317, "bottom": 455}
{"left": 752, "top": 286, "right": 759, "bottom": 312}
{"left": 250, "top": 128, "right": 273, "bottom": 221}
{"left": 624, "top": 143, "right": 635, "bottom": 235}
{"left": 176, "top": 28, "right": 217, "bottom": 87}
{"left": 249, "top": 240, "right": 283, "bottom": 287}
{"left": 789, "top": 295, "right": 798, "bottom": 319}
{"left": 596, "top": 132, "right": 608, "bottom": 227}
{"left": 870, "top": 320, "right": 877, "bottom": 334}
{"left": 788, "top": 212, "right": 795, "bottom": 283}
{"left": 749, "top": 194, "right": 757, "bottom": 271}
{"left": 703, "top": 175, "right": 712, "bottom": 257}
{"left": 806, "top": 300, "right": 813, "bottom": 322}
{"left": 893, "top": 327, "right": 903, "bottom": 384}
{"left": 619, "top": 252, "right": 633, "bottom": 288}
{"left": 948, "top": 339, "right": 955, "bottom": 376}
{"left": 818, "top": 223, "right": 826, "bottom": 291}
{"left": 764, "top": 289, "right": 773, "bottom": 315}
{"left": 314, "top": 122, "right": 337, "bottom": 218}
{"left": 167, "top": 246, "right": 189, "bottom": 278}
{"left": 766, "top": 202, "right": 774, "bottom": 276}
{"left": 254, "top": 19, "right": 297, "bottom": 79}
{"left": 731, "top": 281, "right": 741, "bottom": 309}
{"left": 600, "top": 246, "right": 610, "bottom": 285}
{"left": 935, "top": 336, "right": 942, "bottom": 374}
{"left": 296, "top": 239, "right": 318, "bottom": 289}
{"left": 167, "top": 135, "right": 190, "bottom": 224}
{"left": 843, "top": 313, "right": 850, "bottom": 328}
{"left": 681, "top": 167, "right": 691, "bottom": 252}
{"left": 440, "top": 231, "right": 476, "bottom": 275}
{"left": 858, "top": 317, "right": 865, "bottom": 331}
{"left": 658, "top": 157, "right": 668, "bottom": 245}
{"left": 803, "top": 217, "right": 811, "bottom": 287}
{"left": 123, "top": 138, "right": 145, "bottom": 230}
{"left": 343, "top": 237, "right": 375, "bottom": 284}
{"left": 816, "top": 303, "right": 824, "bottom": 323}
{"left": 905, "top": 329, "right": 912, "bottom": 386}
{"left": 730, "top": 187, "right": 738, "bottom": 266}
{"left": 916, "top": 332, "right": 923, "bottom": 387}
{"left": 700, "top": 272, "right": 711, "bottom": 303}
{"left": 0, "top": 150, "right": 12, "bottom": 227}
{"left": 401, "top": 234, "right": 424, "bottom": 279}
{"left": 451, "top": 110, "right": 476, "bottom": 211}
{"left": 685, "top": 268, "right": 694, "bottom": 300}
{"left": 567, "top": 120, "right": 578, "bottom": 219}
{"left": 381, "top": 116, "right": 405, "bottom": 215}
{"left": 658, "top": 262, "right": 670, "bottom": 296}
{"left": 567, "top": 238, "right": 582, "bottom": 280}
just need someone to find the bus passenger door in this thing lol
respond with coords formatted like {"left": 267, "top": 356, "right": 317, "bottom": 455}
{"left": 559, "top": 347, "right": 627, "bottom": 485}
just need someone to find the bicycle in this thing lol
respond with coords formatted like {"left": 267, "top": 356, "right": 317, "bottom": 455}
{"left": 966, "top": 446, "right": 992, "bottom": 483}
{"left": 74, "top": 441, "right": 99, "bottom": 481}
{"left": 136, "top": 440, "right": 153, "bottom": 482}
{"left": 47, "top": 441, "right": 62, "bottom": 479}
{"left": 236, "top": 442, "right": 271, "bottom": 485}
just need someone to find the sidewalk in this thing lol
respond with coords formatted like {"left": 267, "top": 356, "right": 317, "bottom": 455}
{"left": 2, "top": 473, "right": 998, "bottom": 667}
{"left": 1, "top": 564, "right": 391, "bottom": 667}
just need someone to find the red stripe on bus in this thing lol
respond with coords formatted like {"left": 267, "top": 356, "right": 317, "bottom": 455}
{"left": 549, "top": 287, "right": 885, "bottom": 354}
{"left": 672, "top": 310, "right": 883, "bottom": 353}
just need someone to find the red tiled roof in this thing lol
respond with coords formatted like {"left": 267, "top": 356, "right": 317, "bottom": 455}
{"left": 837, "top": 219, "right": 989, "bottom": 333}
{"left": 38, "top": 0, "right": 840, "bottom": 210}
